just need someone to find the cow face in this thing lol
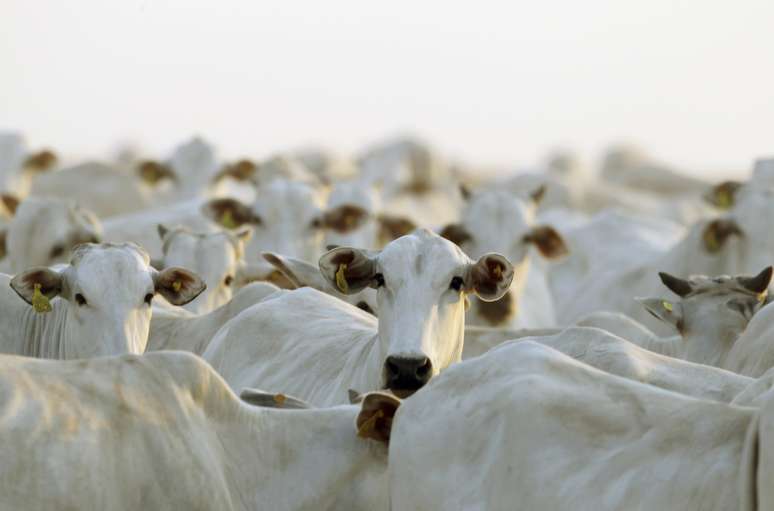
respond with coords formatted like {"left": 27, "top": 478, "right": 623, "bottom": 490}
{"left": 10, "top": 243, "right": 205, "bottom": 359}
{"left": 440, "top": 187, "right": 567, "bottom": 326}
{"left": 319, "top": 229, "right": 513, "bottom": 396}
{"left": 202, "top": 179, "right": 325, "bottom": 263}
{"left": 158, "top": 225, "right": 252, "bottom": 314}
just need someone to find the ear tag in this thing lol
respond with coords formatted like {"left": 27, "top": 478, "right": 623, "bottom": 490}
{"left": 220, "top": 209, "right": 238, "bottom": 229}
{"left": 172, "top": 280, "right": 182, "bottom": 293}
{"left": 662, "top": 300, "right": 673, "bottom": 312}
{"left": 32, "top": 283, "right": 52, "bottom": 313}
{"left": 273, "top": 393, "right": 286, "bottom": 405}
{"left": 357, "top": 408, "right": 384, "bottom": 438}
{"left": 759, "top": 291, "right": 768, "bottom": 303}
{"left": 492, "top": 264, "right": 503, "bottom": 279}
{"left": 335, "top": 264, "right": 349, "bottom": 293}
{"left": 703, "top": 228, "right": 720, "bottom": 252}
{"left": 716, "top": 189, "right": 732, "bottom": 209}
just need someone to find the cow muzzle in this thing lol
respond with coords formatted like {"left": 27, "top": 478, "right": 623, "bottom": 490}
{"left": 383, "top": 355, "right": 432, "bottom": 397}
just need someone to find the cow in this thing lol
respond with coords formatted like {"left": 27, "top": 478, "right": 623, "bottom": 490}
{"left": 389, "top": 341, "right": 773, "bottom": 510}
{"left": 156, "top": 224, "right": 253, "bottom": 313}
{"left": 202, "top": 229, "right": 514, "bottom": 406}
{"left": 0, "top": 243, "right": 204, "bottom": 359}
{"left": 440, "top": 186, "right": 569, "bottom": 328}
{"left": 0, "top": 350, "right": 398, "bottom": 510}
{"left": 0, "top": 197, "right": 102, "bottom": 273}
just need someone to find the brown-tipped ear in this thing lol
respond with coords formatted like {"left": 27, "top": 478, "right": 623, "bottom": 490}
{"left": 212, "top": 159, "right": 257, "bottom": 184}
{"left": 10, "top": 267, "right": 63, "bottom": 305}
{"left": 530, "top": 184, "right": 547, "bottom": 205}
{"left": 356, "top": 392, "right": 402, "bottom": 445}
{"left": 468, "top": 253, "right": 514, "bottom": 302}
{"left": 523, "top": 225, "right": 569, "bottom": 259}
{"left": 153, "top": 267, "right": 206, "bottom": 306}
{"left": 137, "top": 160, "right": 177, "bottom": 185}
{"left": 319, "top": 247, "right": 377, "bottom": 295}
{"left": 0, "top": 229, "right": 6, "bottom": 259}
{"left": 377, "top": 214, "right": 416, "bottom": 243}
{"left": 262, "top": 252, "right": 326, "bottom": 291}
{"left": 658, "top": 272, "right": 693, "bottom": 297}
{"left": 739, "top": 266, "right": 774, "bottom": 295}
{"left": 702, "top": 219, "right": 743, "bottom": 253}
{"left": 704, "top": 180, "right": 742, "bottom": 209}
{"left": 201, "top": 198, "right": 261, "bottom": 229}
{"left": 23, "top": 150, "right": 58, "bottom": 172}
{"left": 322, "top": 205, "right": 371, "bottom": 233}
{"left": 1, "top": 193, "right": 20, "bottom": 216}
{"left": 439, "top": 223, "right": 472, "bottom": 248}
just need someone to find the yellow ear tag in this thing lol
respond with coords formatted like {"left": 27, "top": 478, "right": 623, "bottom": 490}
{"left": 32, "top": 283, "right": 52, "bottom": 313}
{"left": 662, "top": 300, "right": 673, "bottom": 312}
{"left": 716, "top": 189, "right": 732, "bottom": 209}
{"left": 220, "top": 209, "right": 237, "bottom": 229}
{"left": 172, "top": 280, "right": 182, "bottom": 293}
{"left": 759, "top": 291, "right": 768, "bottom": 303}
{"left": 357, "top": 409, "right": 384, "bottom": 438}
{"left": 335, "top": 263, "right": 349, "bottom": 293}
{"left": 273, "top": 394, "right": 286, "bottom": 405}
{"left": 492, "top": 264, "right": 503, "bottom": 279}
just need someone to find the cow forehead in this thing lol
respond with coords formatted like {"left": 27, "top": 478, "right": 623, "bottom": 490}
{"left": 166, "top": 233, "right": 238, "bottom": 270}
{"left": 70, "top": 245, "right": 153, "bottom": 290}
{"left": 684, "top": 275, "right": 761, "bottom": 299}
{"left": 378, "top": 230, "right": 468, "bottom": 279}
{"left": 464, "top": 191, "right": 534, "bottom": 235}
{"left": 328, "top": 182, "right": 378, "bottom": 211}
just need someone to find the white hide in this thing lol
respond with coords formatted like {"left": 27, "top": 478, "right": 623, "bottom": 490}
{"left": 0, "top": 351, "right": 393, "bottom": 511}
{"left": 389, "top": 341, "right": 769, "bottom": 511}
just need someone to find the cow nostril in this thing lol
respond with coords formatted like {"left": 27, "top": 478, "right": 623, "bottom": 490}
{"left": 416, "top": 358, "right": 432, "bottom": 377}
{"left": 385, "top": 358, "right": 401, "bottom": 378}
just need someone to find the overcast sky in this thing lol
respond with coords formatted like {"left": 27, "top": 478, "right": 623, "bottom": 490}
{"left": 2, "top": 0, "right": 772, "bottom": 177}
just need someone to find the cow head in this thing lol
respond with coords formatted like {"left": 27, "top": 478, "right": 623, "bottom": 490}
{"left": 158, "top": 224, "right": 252, "bottom": 313}
{"left": 10, "top": 243, "right": 205, "bottom": 358}
{"left": 319, "top": 229, "right": 513, "bottom": 396}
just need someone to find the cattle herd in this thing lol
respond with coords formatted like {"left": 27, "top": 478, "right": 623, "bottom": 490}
{"left": 2, "top": 131, "right": 774, "bottom": 509}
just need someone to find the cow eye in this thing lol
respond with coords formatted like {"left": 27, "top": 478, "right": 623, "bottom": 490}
{"left": 75, "top": 293, "right": 87, "bottom": 306}
{"left": 310, "top": 217, "right": 323, "bottom": 229}
{"left": 450, "top": 276, "right": 464, "bottom": 292}
{"left": 144, "top": 293, "right": 154, "bottom": 305}
{"left": 224, "top": 275, "right": 234, "bottom": 286}
{"left": 49, "top": 244, "right": 65, "bottom": 259}
{"left": 356, "top": 301, "right": 375, "bottom": 315}
{"left": 374, "top": 273, "right": 385, "bottom": 288}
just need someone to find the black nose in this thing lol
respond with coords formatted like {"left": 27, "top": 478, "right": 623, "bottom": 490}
{"left": 384, "top": 356, "right": 432, "bottom": 392}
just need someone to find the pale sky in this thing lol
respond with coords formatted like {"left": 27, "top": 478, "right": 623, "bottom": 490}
{"left": 2, "top": 0, "right": 773, "bottom": 177}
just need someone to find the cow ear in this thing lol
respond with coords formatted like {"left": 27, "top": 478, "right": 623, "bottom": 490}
{"left": 738, "top": 266, "right": 774, "bottom": 295}
{"left": 704, "top": 180, "right": 742, "bottom": 209}
{"left": 658, "top": 272, "right": 693, "bottom": 297}
{"left": 468, "top": 253, "right": 514, "bottom": 302}
{"left": 1, "top": 193, "right": 20, "bottom": 216}
{"left": 377, "top": 214, "right": 416, "bottom": 243}
{"left": 530, "top": 184, "right": 547, "bottom": 206}
{"left": 262, "top": 252, "right": 327, "bottom": 291}
{"left": 201, "top": 198, "right": 261, "bottom": 229}
{"left": 637, "top": 297, "right": 683, "bottom": 329}
{"left": 153, "top": 267, "right": 206, "bottom": 306}
{"left": 319, "top": 247, "right": 377, "bottom": 295}
{"left": 523, "top": 225, "right": 569, "bottom": 259}
{"left": 239, "top": 388, "right": 312, "bottom": 409}
{"left": 702, "top": 219, "right": 743, "bottom": 253}
{"left": 439, "top": 223, "right": 472, "bottom": 248}
{"left": 11, "top": 267, "right": 64, "bottom": 305}
{"left": 157, "top": 224, "right": 170, "bottom": 241}
{"left": 356, "top": 392, "right": 402, "bottom": 445}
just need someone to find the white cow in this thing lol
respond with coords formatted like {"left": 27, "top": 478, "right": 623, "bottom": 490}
{"left": 0, "top": 132, "right": 59, "bottom": 196}
{"left": 440, "top": 186, "right": 568, "bottom": 328}
{"left": 389, "top": 341, "right": 772, "bottom": 510}
{"left": 157, "top": 224, "right": 253, "bottom": 313}
{"left": 0, "top": 350, "right": 398, "bottom": 510}
{"left": 726, "top": 302, "right": 774, "bottom": 378}
{"left": 203, "top": 229, "right": 514, "bottom": 406}
{"left": 0, "top": 197, "right": 102, "bottom": 273}
{"left": 0, "top": 243, "right": 204, "bottom": 359}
